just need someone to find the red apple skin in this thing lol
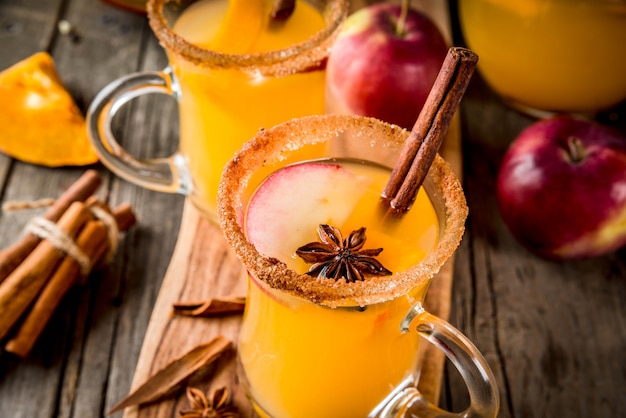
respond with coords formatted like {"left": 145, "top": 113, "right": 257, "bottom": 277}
{"left": 496, "top": 116, "right": 626, "bottom": 260}
{"left": 326, "top": 3, "right": 448, "bottom": 130}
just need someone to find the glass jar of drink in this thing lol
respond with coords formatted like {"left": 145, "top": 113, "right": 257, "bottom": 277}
{"left": 459, "top": 0, "right": 626, "bottom": 117}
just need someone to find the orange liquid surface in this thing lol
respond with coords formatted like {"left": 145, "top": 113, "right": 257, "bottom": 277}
{"left": 460, "top": 0, "right": 626, "bottom": 113}
{"left": 171, "top": 0, "right": 326, "bottom": 217}
{"left": 240, "top": 160, "right": 439, "bottom": 417}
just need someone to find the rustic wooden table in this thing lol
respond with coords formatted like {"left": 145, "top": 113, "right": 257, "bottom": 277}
{"left": 1, "top": 0, "right": 625, "bottom": 417}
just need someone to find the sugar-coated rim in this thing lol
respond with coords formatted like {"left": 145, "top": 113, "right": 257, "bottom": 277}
{"left": 147, "top": 0, "right": 348, "bottom": 76}
{"left": 218, "top": 115, "right": 468, "bottom": 307}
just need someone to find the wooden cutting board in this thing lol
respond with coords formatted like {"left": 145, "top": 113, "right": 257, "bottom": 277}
{"left": 123, "top": 2, "right": 460, "bottom": 417}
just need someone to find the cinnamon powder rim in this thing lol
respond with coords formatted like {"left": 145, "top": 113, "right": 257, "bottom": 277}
{"left": 147, "top": 0, "right": 348, "bottom": 76}
{"left": 218, "top": 115, "right": 468, "bottom": 308}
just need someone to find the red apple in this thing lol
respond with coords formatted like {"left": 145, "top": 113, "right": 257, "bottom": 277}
{"left": 246, "top": 162, "right": 370, "bottom": 261}
{"left": 326, "top": 3, "right": 448, "bottom": 130}
{"left": 496, "top": 116, "right": 626, "bottom": 260}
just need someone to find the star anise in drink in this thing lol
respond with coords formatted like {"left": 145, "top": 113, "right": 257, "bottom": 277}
{"left": 296, "top": 224, "right": 392, "bottom": 282}
{"left": 180, "top": 386, "right": 240, "bottom": 418}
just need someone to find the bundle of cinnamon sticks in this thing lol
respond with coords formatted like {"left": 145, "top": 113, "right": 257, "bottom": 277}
{"left": 0, "top": 170, "right": 136, "bottom": 358}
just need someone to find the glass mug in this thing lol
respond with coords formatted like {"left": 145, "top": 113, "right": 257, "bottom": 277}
{"left": 459, "top": 0, "right": 626, "bottom": 118}
{"left": 218, "top": 115, "right": 500, "bottom": 417}
{"left": 87, "top": 0, "right": 348, "bottom": 222}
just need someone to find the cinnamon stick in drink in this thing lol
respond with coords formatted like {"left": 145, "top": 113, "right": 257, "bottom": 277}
{"left": 271, "top": 0, "right": 296, "bottom": 21}
{"left": 0, "top": 170, "right": 101, "bottom": 283}
{"left": 382, "top": 47, "right": 478, "bottom": 216}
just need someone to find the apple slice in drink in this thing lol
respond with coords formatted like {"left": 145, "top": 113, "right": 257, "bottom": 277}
{"left": 245, "top": 161, "right": 371, "bottom": 271}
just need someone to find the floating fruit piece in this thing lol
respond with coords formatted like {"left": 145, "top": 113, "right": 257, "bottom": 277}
{"left": 206, "top": 0, "right": 270, "bottom": 53}
{"left": 246, "top": 162, "right": 370, "bottom": 265}
{"left": 0, "top": 52, "right": 98, "bottom": 167}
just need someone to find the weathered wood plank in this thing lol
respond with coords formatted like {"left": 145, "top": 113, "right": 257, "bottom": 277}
{"left": 0, "top": 1, "right": 60, "bottom": 63}
{"left": 45, "top": 2, "right": 185, "bottom": 418}
{"left": 36, "top": 2, "right": 148, "bottom": 418}
{"left": 0, "top": 2, "right": 183, "bottom": 418}
{"left": 445, "top": 72, "right": 626, "bottom": 417}
{"left": 0, "top": 3, "right": 78, "bottom": 418}
{"left": 0, "top": 0, "right": 66, "bottom": 247}
{"left": 103, "top": 27, "right": 185, "bottom": 418}
{"left": 1, "top": 0, "right": 625, "bottom": 417}
{"left": 122, "top": 203, "right": 250, "bottom": 418}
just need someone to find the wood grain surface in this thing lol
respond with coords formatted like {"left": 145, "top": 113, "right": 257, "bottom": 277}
{"left": 0, "top": 1, "right": 625, "bottom": 418}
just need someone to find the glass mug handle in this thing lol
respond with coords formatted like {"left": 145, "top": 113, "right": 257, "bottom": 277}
{"left": 86, "top": 67, "right": 191, "bottom": 194}
{"left": 379, "top": 303, "right": 500, "bottom": 417}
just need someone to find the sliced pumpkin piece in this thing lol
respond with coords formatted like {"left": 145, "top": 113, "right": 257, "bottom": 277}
{"left": 0, "top": 52, "right": 98, "bottom": 167}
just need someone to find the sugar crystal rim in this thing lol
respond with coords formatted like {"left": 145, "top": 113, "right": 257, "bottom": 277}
{"left": 218, "top": 115, "right": 468, "bottom": 307}
{"left": 147, "top": 0, "right": 348, "bottom": 76}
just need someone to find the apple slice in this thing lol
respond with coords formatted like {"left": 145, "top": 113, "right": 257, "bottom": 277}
{"left": 245, "top": 161, "right": 371, "bottom": 269}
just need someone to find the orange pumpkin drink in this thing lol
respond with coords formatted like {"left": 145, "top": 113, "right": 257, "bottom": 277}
{"left": 459, "top": 0, "right": 626, "bottom": 116}
{"left": 241, "top": 158, "right": 438, "bottom": 418}
{"left": 170, "top": 0, "right": 329, "bottom": 216}
{"left": 219, "top": 115, "right": 500, "bottom": 418}
{"left": 87, "top": 0, "right": 347, "bottom": 222}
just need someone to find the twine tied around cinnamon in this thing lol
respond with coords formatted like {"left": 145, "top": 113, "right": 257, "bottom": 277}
{"left": 23, "top": 205, "right": 119, "bottom": 276}
{"left": 26, "top": 216, "right": 95, "bottom": 277}
{"left": 0, "top": 170, "right": 137, "bottom": 358}
{"left": 4, "top": 196, "right": 123, "bottom": 275}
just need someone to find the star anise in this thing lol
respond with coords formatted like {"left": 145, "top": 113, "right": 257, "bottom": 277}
{"left": 296, "top": 224, "right": 392, "bottom": 282}
{"left": 180, "top": 386, "right": 241, "bottom": 418}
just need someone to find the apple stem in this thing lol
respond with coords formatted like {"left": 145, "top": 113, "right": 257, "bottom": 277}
{"left": 567, "top": 136, "right": 586, "bottom": 163}
{"left": 396, "top": 0, "right": 410, "bottom": 36}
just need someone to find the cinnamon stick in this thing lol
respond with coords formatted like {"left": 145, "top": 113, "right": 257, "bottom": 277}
{"left": 0, "top": 170, "right": 101, "bottom": 283}
{"left": 108, "top": 336, "right": 232, "bottom": 414}
{"left": 271, "top": 0, "right": 296, "bottom": 21}
{"left": 0, "top": 201, "right": 91, "bottom": 341}
{"left": 4, "top": 220, "right": 108, "bottom": 357}
{"left": 4, "top": 203, "right": 136, "bottom": 357}
{"left": 382, "top": 47, "right": 478, "bottom": 216}
{"left": 86, "top": 198, "right": 137, "bottom": 232}
{"left": 172, "top": 296, "right": 246, "bottom": 317}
